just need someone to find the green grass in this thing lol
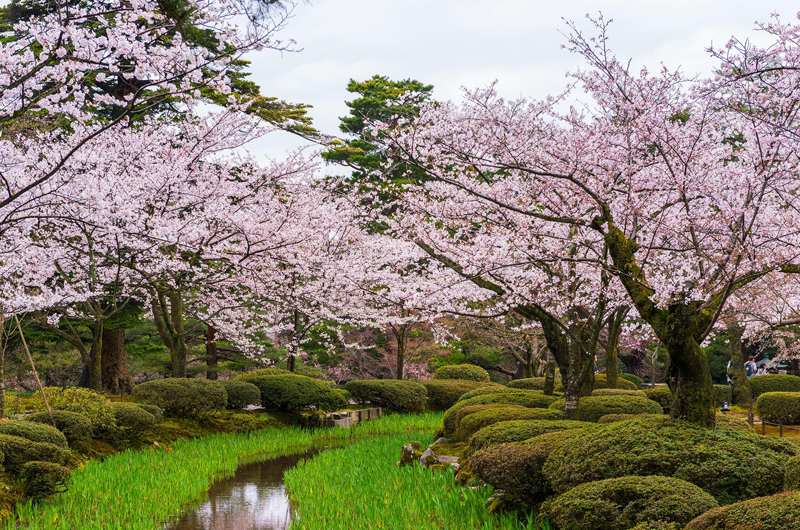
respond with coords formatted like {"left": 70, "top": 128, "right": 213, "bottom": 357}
{"left": 285, "top": 432, "right": 548, "bottom": 530}
{"left": 3, "top": 413, "right": 443, "bottom": 530}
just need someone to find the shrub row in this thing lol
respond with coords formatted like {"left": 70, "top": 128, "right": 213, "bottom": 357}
{"left": 219, "top": 380, "right": 261, "bottom": 409}
{"left": 757, "top": 392, "right": 800, "bottom": 424}
{"left": 465, "top": 419, "right": 591, "bottom": 457}
{"left": 643, "top": 387, "right": 673, "bottom": 409}
{"left": 420, "top": 380, "right": 497, "bottom": 410}
{"left": 344, "top": 380, "right": 426, "bottom": 413}
{"left": 458, "top": 385, "right": 519, "bottom": 402}
{"left": 35, "top": 387, "right": 115, "bottom": 432}
{"left": 685, "top": 490, "right": 800, "bottom": 530}
{"left": 432, "top": 364, "right": 490, "bottom": 382}
{"left": 470, "top": 416, "right": 797, "bottom": 510}
{"left": 507, "top": 378, "right": 546, "bottom": 390}
{"left": 750, "top": 374, "right": 800, "bottom": 398}
{"left": 27, "top": 411, "right": 92, "bottom": 445}
{"left": 456, "top": 407, "right": 562, "bottom": 441}
{"left": 0, "top": 434, "right": 70, "bottom": 473}
{"left": 246, "top": 374, "right": 346, "bottom": 412}
{"left": 555, "top": 374, "right": 638, "bottom": 392}
{"left": 620, "top": 373, "right": 644, "bottom": 387}
{"left": 548, "top": 395, "right": 663, "bottom": 422}
{"left": 442, "top": 391, "right": 559, "bottom": 437}
{"left": 0, "top": 420, "right": 67, "bottom": 448}
{"left": 132, "top": 378, "right": 227, "bottom": 416}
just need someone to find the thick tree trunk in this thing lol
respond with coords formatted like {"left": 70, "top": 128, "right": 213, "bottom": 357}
{"left": 667, "top": 333, "right": 715, "bottom": 427}
{"left": 287, "top": 354, "right": 296, "bottom": 373}
{"left": 561, "top": 341, "right": 594, "bottom": 420}
{"left": 727, "top": 323, "right": 751, "bottom": 405}
{"left": 101, "top": 328, "right": 133, "bottom": 394}
{"left": 396, "top": 330, "right": 406, "bottom": 380}
{"left": 80, "top": 325, "right": 103, "bottom": 391}
{"left": 206, "top": 325, "right": 218, "bottom": 380}
{"left": 169, "top": 291, "right": 187, "bottom": 378}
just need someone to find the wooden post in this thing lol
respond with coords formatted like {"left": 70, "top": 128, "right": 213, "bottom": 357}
{"left": 120, "top": 388, "right": 124, "bottom": 403}
{"left": 14, "top": 315, "right": 52, "bottom": 418}
{"left": 762, "top": 422, "right": 766, "bottom": 435}
{"left": 780, "top": 423, "right": 784, "bottom": 437}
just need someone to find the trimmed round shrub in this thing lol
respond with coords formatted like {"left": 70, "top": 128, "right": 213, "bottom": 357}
{"left": 714, "top": 384, "right": 732, "bottom": 405}
{"left": 219, "top": 380, "right": 261, "bottom": 409}
{"left": 0, "top": 420, "right": 67, "bottom": 448}
{"left": 785, "top": 455, "right": 800, "bottom": 491}
{"left": 715, "top": 414, "right": 752, "bottom": 434}
{"left": 543, "top": 475, "right": 718, "bottom": 530}
{"left": 542, "top": 416, "right": 798, "bottom": 504}
{"left": 134, "top": 404, "right": 163, "bottom": 417}
{"left": 507, "top": 378, "right": 547, "bottom": 390}
{"left": 233, "top": 367, "right": 292, "bottom": 379}
{"left": 643, "top": 387, "right": 673, "bottom": 409}
{"left": 433, "top": 364, "right": 490, "bottom": 382}
{"left": 249, "top": 375, "right": 347, "bottom": 412}
{"left": 132, "top": 378, "right": 227, "bottom": 417}
{"left": 454, "top": 404, "right": 525, "bottom": 434}
{"left": 620, "top": 373, "right": 644, "bottom": 387}
{"left": 548, "top": 395, "right": 663, "bottom": 422}
{"left": 442, "top": 391, "right": 560, "bottom": 437}
{"left": 0, "top": 434, "right": 70, "bottom": 473}
{"left": 22, "top": 461, "right": 71, "bottom": 499}
{"left": 335, "top": 388, "right": 351, "bottom": 402}
{"left": 685, "top": 490, "right": 800, "bottom": 530}
{"left": 757, "top": 392, "right": 800, "bottom": 424}
{"left": 470, "top": 430, "right": 580, "bottom": 509}
{"left": 750, "top": 374, "right": 800, "bottom": 398}
{"left": 228, "top": 413, "right": 277, "bottom": 433}
{"left": 34, "top": 387, "right": 114, "bottom": 432}
{"left": 457, "top": 407, "right": 563, "bottom": 441}
{"left": 598, "top": 413, "right": 662, "bottom": 424}
{"left": 344, "top": 380, "right": 427, "bottom": 413}
{"left": 421, "top": 380, "right": 497, "bottom": 410}
{"left": 27, "top": 411, "right": 91, "bottom": 445}
{"left": 108, "top": 403, "right": 156, "bottom": 437}
{"left": 630, "top": 523, "right": 681, "bottom": 530}
{"left": 556, "top": 374, "right": 638, "bottom": 392}
{"left": 466, "top": 419, "right": 591, "bottom": 457}
{"left": 592, "top": 389, "right": 644, "bottom": 397}
{"left": 458, "top": 385, "right": 519, "bottom": 402}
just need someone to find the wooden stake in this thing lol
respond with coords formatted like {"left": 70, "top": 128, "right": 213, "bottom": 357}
{"left": 15, "top": 314, "right": 52, "bottom": 418}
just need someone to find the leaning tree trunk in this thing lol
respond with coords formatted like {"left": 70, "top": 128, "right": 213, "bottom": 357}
{"left": 206, "top": 325, "right": 218, "bottom": 380}
{"left": 101, "top": 328, "right": 133, "bottom": 394}
{"left": 727, "top": 323, "right": 751, "bottom": 405}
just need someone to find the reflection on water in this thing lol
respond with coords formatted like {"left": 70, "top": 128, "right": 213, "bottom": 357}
{"left": 170, "top": 451, "right": 316, "bottom": 530}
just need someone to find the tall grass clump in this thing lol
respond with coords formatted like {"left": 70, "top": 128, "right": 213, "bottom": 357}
{"left": 3, "top": 414, "right": 443, "bottom": 530}
{"left": 285, "top": 433, "right": 549, "bottom": 530}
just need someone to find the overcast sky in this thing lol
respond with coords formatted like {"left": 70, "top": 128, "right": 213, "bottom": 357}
{"left": 246, "top": 0, "right": 800, "bottom": 162}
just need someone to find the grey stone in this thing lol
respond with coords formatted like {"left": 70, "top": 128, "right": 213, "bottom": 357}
{"left": 431, "top": 437, "right": 450, "bottom": 446}
{"left": 419, "top": 447, "right": 437, "bottom": 467}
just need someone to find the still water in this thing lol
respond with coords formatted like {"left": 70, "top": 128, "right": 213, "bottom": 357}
{"left": 170, "top": 450, "right": 318, "bottom": 530}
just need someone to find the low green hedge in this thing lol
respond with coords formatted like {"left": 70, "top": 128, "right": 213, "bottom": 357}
{"left": 219, "top": 380, "right": 261, "bottom": 409}
{"left": 457, "top": 385, "right": 518, "bottom": 402}
{"left": 542, "top": 416, "right": 797, "bottom": 504}
{"left": 507, "top": 378, "right": 547, "bottom": 390}
{"left": 685, "top": 490, "right": 800, "bottom": 530}
{"left": 0, "top": 420, "right": 67, "bottom": 448}
{"left": 750, "top": 374, "right": 800, "bottom": 398}
{"left": 548, "top": 395, "right": 663, "bottom": 422}
{"left": 542, "top": 475, "right": 718, "bottom": 530}
{"left": 643, "top": 387, "right": 673, "bottom": 409}
{"left": 453, "top": 404, "right": 525, "bottom": 434}
{"left": 22, "top": 461, "right": 71, "bottom": 500}
{"left": 132, "top": 378, "right": 227, "bottom": 417}
{"left": 245, "top": 375, "right": 347, "bottom": 412}
{"left": 442, "top": 392, "right": 560, "bottom": 437}
{"left": 457, "top": 407, "right": 562, "bottom": 441}
{"left": 757, "top": 392, "right": 800, "bottom": 424}
{"left": 785, "top": 455, "right": 800, "bottom": 491}
{"left": 714, "top": 384, "right": 732, "bottom": 405}
{"left": 620, "top": 373, "right": 644, "bottom": 387}
{"left": 344, "top": 380, "right": 427, "bottom": 413}
{"left": 715, "top": 414, "right": 753, "bottom": 434}
{"left": 27, "top": 411, "right": 92, "bottom": 444}
{"left": 233, "top": 367, "right": 292, "bottom": 379}
{"left": 592, "top": 389, "right": 644, "bottom": 397}
{"left": 556, "top": 374, "right": 638, "bottom": 392}
{"left": 0, "top": 434, "right": 70, "bottom": 473}
{"left": 134, "top": 404, "right": 163, "bottom": 417}
{"left": 421, "top": 380, "right": 497, "bottom": 410}
{"left": 34, "top": 387, "right": 115, "bottom": 432}
{"left": 433, "top": 364, "right": 490, "bottom": 382}
{"left": 598, "top": 413, "right": 662, "bottom": 424}
{"left": 465, "top": 419, "right": 590, "bottom": 457}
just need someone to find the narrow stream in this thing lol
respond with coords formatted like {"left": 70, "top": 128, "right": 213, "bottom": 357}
{"left": 169, "top": 449, "right": 319, "bottom": 530}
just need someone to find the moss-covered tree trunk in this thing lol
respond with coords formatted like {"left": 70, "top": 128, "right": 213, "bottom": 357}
{"left": 665, "top": 327, "right": 715, "bottom": 426}
{"left": 605, "top": 308, "right": 627, "bottom": 390}
{"left": 544, "top": 350, "right": 556, "bottom": 395}
{"left": 101, "top": 327, "right": 133, "bottom": 394}
{"left": 86, "top": 324, "right": 103, "bottom": 391}
{"left": 168, "top": 291, "right": 187, "bottom": 378}
{"left": 206, "top": 325, "right": 218, "bottom": 380}
{"left": 727, "top": 323, "right": 751, "bottom": 405}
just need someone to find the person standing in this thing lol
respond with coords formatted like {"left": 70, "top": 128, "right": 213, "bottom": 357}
{"left": 745, "top": 356, "right": 758, "bottom": 378}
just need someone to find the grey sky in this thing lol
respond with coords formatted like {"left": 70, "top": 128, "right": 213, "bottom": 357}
{"left": 246, "top": 1, "right": 800, "bottom": 163}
